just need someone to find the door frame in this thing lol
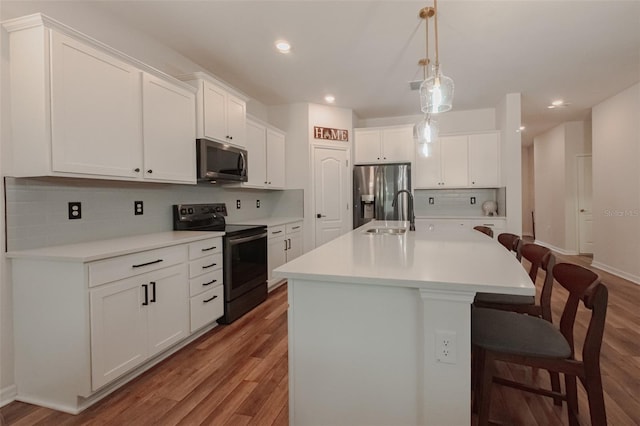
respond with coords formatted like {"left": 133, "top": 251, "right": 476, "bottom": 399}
{"left": 310, "top": 144, "right": 351, "bottom": 249}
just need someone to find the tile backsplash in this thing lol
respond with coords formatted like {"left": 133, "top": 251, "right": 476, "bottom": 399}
{"left": 414, "top": 188, "right": 505, "bottom": 217}
{"left": 5, "top": 177, "right": 303, "bottom": 251}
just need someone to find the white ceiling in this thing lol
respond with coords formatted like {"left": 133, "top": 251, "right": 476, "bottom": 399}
{"left": 3, "top": 1, "right": 640, "bottom": 145}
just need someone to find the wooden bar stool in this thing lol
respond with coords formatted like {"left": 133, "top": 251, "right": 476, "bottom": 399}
{"left": 472, "top": 263, "right": 608, "bottom": 426}
{"left": 473, "top": 225, "right": 494, "bottom": 238}
{"left": 497, "top": 232, "right": 522, "bottom": 261}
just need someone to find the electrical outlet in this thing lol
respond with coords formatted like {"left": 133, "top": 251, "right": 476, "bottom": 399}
{"left": 256, "top": 200, "right": 261, "bottom": 208}
{"left": 435, "top": 330, "right": 457, "bottom": 364}
{"left": 134, "top": 201, "right": 144, "bottom": 215}
{"left": 429, "top": 197, "right": 435, "bottom": 205}
{"left": 68, "top": 202, "right": 82, "bottom": 220}
{"left": 236, "top": 200, "right": 241, "bottom": 209}
{"left": 470, "top": 197, "right": 476, "bottom": 205}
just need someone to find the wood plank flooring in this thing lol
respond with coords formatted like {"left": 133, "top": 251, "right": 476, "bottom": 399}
{"left": 2, "top": 251, "right": 639, "bottom": 425}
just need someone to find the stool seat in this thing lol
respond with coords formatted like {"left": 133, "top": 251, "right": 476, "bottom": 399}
{"left": 472, "top": 307, "right": 571, "bottom": 359}
{"left": 474, "top": 293, "right": 534, "bottom": 306}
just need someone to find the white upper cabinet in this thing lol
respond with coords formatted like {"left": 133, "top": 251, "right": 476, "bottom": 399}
{"left": 3, "top": 14, "right": 197, "bottom": 184}
{"left": 142, "top": 74, "right": 196, "bottom": 183}
{"left": 50, "top": 32, "right": 143, "bottom": 178}
{"left": 440, "top": 135, "right": 469, "bottom": 187}
{"left": 415, "top": 136, "right": 468, "bottom": 188}
{"left": 241, "top": 118, "right": 286, "bottom": 189}
{"left": 415, "top": 132, "right": 500, "bottom": 189}
{"left": 354, "top": 125, "right": 414, "bottom": 164}
{"left": 245, "top": 120, "right": 268, "bottom": 187}
{"left": 468, "top": 133, "right": 500, "bottom": 187}
{"left": 180, "top": 72, "right": 248, "bottom": 148}
{"left": 266, "top": 128, "right": 286, "bottom": 189}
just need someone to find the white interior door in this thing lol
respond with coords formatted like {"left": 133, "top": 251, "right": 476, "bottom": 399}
{"left": 314, "top": 147, "right": 350, "bottom": 248}
{"left": 577, "top": 155, "right": 594, "bottom": 254}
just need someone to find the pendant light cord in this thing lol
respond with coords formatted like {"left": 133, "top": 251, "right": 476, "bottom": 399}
{"left": 424, "top": 10, "right": 430, "bottom": 80}
{"left": 434, "top": 0, "right": 439, "bottom": 67}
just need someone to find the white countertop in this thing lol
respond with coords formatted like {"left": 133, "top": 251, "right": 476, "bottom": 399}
{"left": 274, "top": 220, "right": 533, "bottom": 296}
{"left": 6, "top": 231, "right": 222, "bottom": 262}
{"left": 232, "top": 217, "right": 303, "bottom": 227}
{"left": 415, "top": 215, "right": 506, "bottom": 220}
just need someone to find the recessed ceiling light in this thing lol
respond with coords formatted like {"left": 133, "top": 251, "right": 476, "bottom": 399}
{"left": 275, "top": 40, "right": 291, "bottom": 53}
{"left": 548, "top": 99, "right": 570, "bottom": 109}
{"left": 325, "top": 95, "right": 335, "bottom": 103}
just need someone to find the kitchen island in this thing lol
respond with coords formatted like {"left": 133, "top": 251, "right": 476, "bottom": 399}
{"left": 274, "top": 221, "right": 534, "bottom": 426}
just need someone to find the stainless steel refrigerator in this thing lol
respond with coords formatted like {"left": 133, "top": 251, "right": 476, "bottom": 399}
{"left": 353, "top": 163, "right": 411, "bottom": 228}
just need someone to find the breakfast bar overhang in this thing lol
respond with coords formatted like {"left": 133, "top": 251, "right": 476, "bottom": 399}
{"left": 274, "top": 221, "right": 534, "bottom": 426}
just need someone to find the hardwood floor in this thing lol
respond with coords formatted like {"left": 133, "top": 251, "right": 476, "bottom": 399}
{"left": 2, "top": 252, "right": 639, "bottom": 425}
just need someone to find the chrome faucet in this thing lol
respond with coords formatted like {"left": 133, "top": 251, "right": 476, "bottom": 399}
{"left": 392, "top": 190, "right": 415, "bottom": 231}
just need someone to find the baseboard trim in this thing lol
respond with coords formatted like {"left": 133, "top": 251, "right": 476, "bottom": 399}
{"left": 591, "top": 261, "right": 640, "bottom": 286}
{"left": 533, "top": 240, "right": 578, "bottom": 256}
{"left": 0, "top": 384, "right": 17, "bottom": 408}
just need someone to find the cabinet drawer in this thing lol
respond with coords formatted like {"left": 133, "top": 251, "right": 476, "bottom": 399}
{"left": 188, "top": 237, "right": 222, "bottom": 260}
{"left": 189, "top": 253, "right": 222, "bottom": 278}
{"left": 89, "top": 245, "right": 187, "bottom": 288}
{"left": 189, "top": 269, "right": 223, "bottom": 297}
{"left": 286, "top": 222, "right": 303, "bottom": 234}
{"left": 190, "top": 285, "right": 224, "bottom": 332}
{"left": 268, "top": 225, "right": 286, "bottom": 239}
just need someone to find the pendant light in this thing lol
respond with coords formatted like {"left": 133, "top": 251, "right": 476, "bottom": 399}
{"left": 419, "top": 0, "right": 454, "bottom": 114}
{"left": 413, "top": 6, "right": 439, "bottom": 151}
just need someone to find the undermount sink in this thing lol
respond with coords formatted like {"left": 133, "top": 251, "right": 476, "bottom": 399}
{"left": 365, "top": 227, "right": 407, "bottom": 235}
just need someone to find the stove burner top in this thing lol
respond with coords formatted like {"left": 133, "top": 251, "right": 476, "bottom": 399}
{"left": 173, "top": 203, "right": 266, "bottom": 237}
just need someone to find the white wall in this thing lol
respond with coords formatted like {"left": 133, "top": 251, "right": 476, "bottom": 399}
{"left": 521, "top": 145, "right": 535, "bottom": 237}
{"left": 533, "top": 125, "right": 567, "bottom": 250}
{"left": 592, "top": 83, "right": 640, "bottom": 284}
{"left": 269, "top": 103, "right": 354, "bottom": 252}
{"left": 496, "top": 93, "right": 523, "bottom": 235}
{"left": 0, "top": 21, "right": 15, "bottom": 402}
{"left": 533, "top": 120, "right": 592, "bottom": 253}
{"left": 357, "top": 108, "right": 496, "bottom": 134}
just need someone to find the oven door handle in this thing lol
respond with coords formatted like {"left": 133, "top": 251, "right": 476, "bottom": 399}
{"left": 227, "top": 232, "right": 268, "bottom": 245}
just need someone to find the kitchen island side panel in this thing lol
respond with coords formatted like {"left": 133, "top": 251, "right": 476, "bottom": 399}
{"left": 288, "top": 278, "right": 419, "bottom": 426}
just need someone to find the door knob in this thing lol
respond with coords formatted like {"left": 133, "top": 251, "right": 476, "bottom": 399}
{"left": 317, "top": 214, "right": 326, "bottom": 218}
{"left": 580, "top": 209, "right": 585, "bottom": 212}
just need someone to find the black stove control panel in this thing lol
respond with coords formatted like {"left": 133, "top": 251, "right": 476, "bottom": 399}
{"left": 173, "top": 203, "right": 227, "bottom": 230}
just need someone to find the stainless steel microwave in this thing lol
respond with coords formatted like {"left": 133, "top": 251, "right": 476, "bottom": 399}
{"left": 196, "top": 139, "right": 248, "bottom": 182}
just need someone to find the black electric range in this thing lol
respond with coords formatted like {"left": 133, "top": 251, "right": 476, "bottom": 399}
{"left": 173, "top": 203, "right": 268, "bottom": 324}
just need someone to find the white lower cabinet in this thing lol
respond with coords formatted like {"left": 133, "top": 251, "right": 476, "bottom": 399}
{"left": 415, "top": 217, "right": 506, "bottom": 233}
{"left": 415, "top": 218, "right": 471, "bottom": 231}
{"left": 267, "top": 221, "right": 303, "bottom": 288}
{"left": 187, "top": 237, "right": 224, "bottom": 332}
{"left": 90, "top": 264, "right": 188, "bottom": 390}
{"left": 9, "top": 234, "right": 224, "bottom": 414}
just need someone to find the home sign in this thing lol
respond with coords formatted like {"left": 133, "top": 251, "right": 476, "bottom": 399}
{"left": 314, "top": 126, "right": 349, "bottom": 142}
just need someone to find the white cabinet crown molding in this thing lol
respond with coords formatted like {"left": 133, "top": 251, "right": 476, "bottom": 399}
{"left": 175, "top": 71, "right": 249, "bottom": 101}
{"left": 2, "top": 13, "right": 196, "bottom": 94}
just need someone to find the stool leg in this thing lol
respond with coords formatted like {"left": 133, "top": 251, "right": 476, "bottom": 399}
{"left": 477, "top": 350, "right": 494, "bottom": 426}
{"left": 584, "top": 370, "right": 607, "bottom": 426}
{"left": 550, "top": 370, "right": 562, "bottom": 406}
{"left": 565, "top": 374, "right": 579, "bottom": 426}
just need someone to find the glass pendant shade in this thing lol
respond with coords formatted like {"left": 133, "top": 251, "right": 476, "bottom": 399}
{"left": 413, "top": 114, "right": 439, "bottom": 144}
{"left": 419, "top": 65, "right": 454, "bottom": 113}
